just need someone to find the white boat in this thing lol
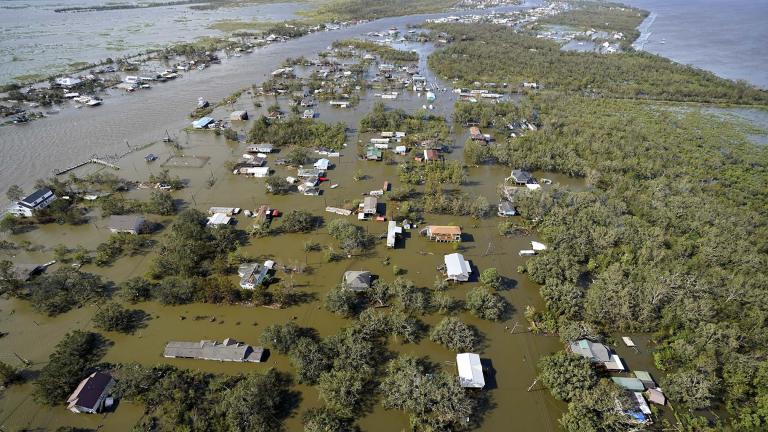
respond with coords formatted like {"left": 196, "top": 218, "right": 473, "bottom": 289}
{"left": 330, "top": 184, "right": 339, "bottom": 189}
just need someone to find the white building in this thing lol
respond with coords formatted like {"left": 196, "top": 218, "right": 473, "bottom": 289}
{"left": 456, "top": 353, "right": 485, "bottom": 388}
{"left": 444, "top": 253, "right": 471, "bottom": 282}
{"left": 6, "top": 188, "right": 57, "bottom": 217}
{"left": 207, "top": 212, "right": 232, "bottom": 226}
{"left": 314, "top": 158, "right": 331, "bottom": 170}
{"left": 387, "top": 220, "right": 402, "bottom": 248}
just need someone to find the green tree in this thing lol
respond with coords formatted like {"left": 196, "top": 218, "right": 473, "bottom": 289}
{"left": 265, "top": 176, "right": 292, "bottom": 194}
{"left": 303, "top": 407, "right": 358, "bottom": 432}
{"left": 538, "top": 351, "right": 597, "bottom": 401}
{"left": 0, "top": 361, "right": 22, "bottom": 386}
{"left": 147, "top": 190, "right": 176, "bottom": 215}
{"left": 221, "top": 369, "right": 295, "bottom": 432}
{"left": 325, "top": 285, "right": 359, "bottom": 317}
{"left": 34, "top": 331, "right": 104, "bottom": 405}
{"left": 92, "top": 302, "right": 142, "bottom": 333}
{"left": 281, "top": 210, "right": 321, "bottom": 233}
{"left": 119, "top": 277, "right": 153, "bottom": 303}
{"left": 430, "top": 317, "right": 478, "bottom": 352}
{"left": 466, "top": 287, "right": 508, "bottom": 321}
{"left": 317, "top": 369, "right": 369, "bottom": 418}
{"left": 260, "top": 322, "right": 305, "bottom": 354}
{"left": 289, "top": 337, "right": 330, "bottom": 385}
{"left": 380, "top": 355, "right": 475, "bottom": 431}
{"left": 6, "top": 184, "right": 23, "bottom": 201}
{"left": 479, "top": 268, "right": 502, "bottom": 290}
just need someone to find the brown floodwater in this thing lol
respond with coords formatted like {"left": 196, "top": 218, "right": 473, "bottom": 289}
{"left": 0, "top": 3, "right": 597, "bottom": 430}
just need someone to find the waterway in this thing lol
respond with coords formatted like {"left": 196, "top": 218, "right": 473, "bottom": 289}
{"left": 0, "top": 0, "right": 310, "bottom": 84}
{"left": 626, "top": 0, "right": 768, "bottom": 89}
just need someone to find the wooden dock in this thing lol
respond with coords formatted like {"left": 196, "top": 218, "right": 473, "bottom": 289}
{"left": 54, "top": 158, "right": 119, "bottom": 176}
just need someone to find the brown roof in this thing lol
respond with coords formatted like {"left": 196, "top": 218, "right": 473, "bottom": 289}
{"left": 428, "top": 226, "right": 462, "bottom": 235}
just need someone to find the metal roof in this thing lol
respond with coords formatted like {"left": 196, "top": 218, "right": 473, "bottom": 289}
{"left": 164, "top": 338, "right": 263, "bottom": 362}
{"left": 456, "top": 353, "right": 485, "bottom": 388}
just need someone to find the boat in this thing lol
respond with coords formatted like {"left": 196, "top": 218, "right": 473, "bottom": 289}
{"left": 197, "top": 97, "right": 209, "bottom": 108}
{"left": 330, "top": 184, "right": 339, "bottom": 189}
{"left": 426, "top": 91, "right": 436, "bottom": 101}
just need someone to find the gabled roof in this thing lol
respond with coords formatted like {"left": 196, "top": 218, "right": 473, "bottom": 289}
{"left": 20, "top": 187, "right": 53, "bottom": 207}
{"left": 569, "top": 339, "right": 611, "bottom": 363}
{"left": 67, "top": 372, "right": 113, "bottom": 410}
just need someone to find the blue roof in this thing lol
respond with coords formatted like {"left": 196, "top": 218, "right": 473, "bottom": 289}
{"left": 192, "top": 117, "right": 214, "bottom": 128}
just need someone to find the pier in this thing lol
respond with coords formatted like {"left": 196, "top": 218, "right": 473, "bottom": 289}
{"left": 54, "top": 158, "right": 120, "bottom": 176}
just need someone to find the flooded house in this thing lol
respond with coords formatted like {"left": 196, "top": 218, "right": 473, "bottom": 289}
{"left": 192, "top": 117, "right": 215, "bottom": 129}
{"left": 387, "top": 220, "right": 402, "bottom": 248}
{"left": 362, "top": 196, "right": 378, "bottom": 216}
{"left": 66, "top": 372, "right": 115, "bottom": 414}
{"left": 249, "top": 143, "right": 274, "bottom": 153}
{"left": 107, "top": 215, "right": 145, "bottom": 234}
{"left": 313, "top": 158, "right": 331, "bottom": 171}
{"left": 236, "top": 166, "right": 270, "bottom": 177}
{"left": 423, "top": 225, "right": 462, "bottom": 242}
{"left": 507, "top": 169, "right": 536, "bottom": 186}
{"left": 497, "top": 200, "right": 517, "bottom": 217}
{"left": 444, "top": 253, "right": 472, "bottom": 282}
{"left": 456, "top": 353, "right": 485, "bottom": 388}
{"left": 238, "top": 260, "right": 275, "bottom": 289}
{"left": 568, "top": 339, "right": 625, "bottom": 371}
{"left": 6, "top": 187, "right": 57, "bottom": 217}
{"left": 422, "top": 149, "right": 440, "bottom": 162}
{"left": 469, "top": 126, "right": 484, "bottom": 141}
{"left": 342, "top": 270, "right": 372, "bottom": 291}
{"left": 206, "top": 213, "right": 232, "bottom": 226}
{"left": 366, "top": 146, "right": 383, "bottom": 161}
{"left": 163, "top": 338, "right": 264, "bottom": 363}
{"left": 229, "top": 110, "right": 248, "bottom": 121}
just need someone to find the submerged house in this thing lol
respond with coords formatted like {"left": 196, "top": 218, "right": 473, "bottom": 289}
{"left": 366, "top": 146, "right": 383, "bottom": 161}
{"left": 238, "top": 261, "right": 275, "bottom": 289}
{"left": 314, "top": 158, "right": 331, "bottom": 171}
{"left": 456, "top": 353, "right": 485, "bottom": 388}
{"left": 506, "top": 169, "right": 538, "bottom": 187}
{"left": 66, "top": 372, "right": 115, "bottom": 414}
{"left": 229, "top": 110, "right": 248, "bottom": 121}
{"left": 444, "top": 253, "right": 472, "bottom": 282}
{"left": 7, "top": 187, "right": 57, "bottom": 217}
{"left": 342, "top": 270, "right": 371, "bottom": 292}
{"left": 107, "top": 215, "right": 145, "bottom": 234}
{"left": 192, "top": 117, "right": 215, "bottom": 129}
{"left": 206, "top": 213, "right": 232, "bottom": 226}
{"left": 164, "top": 338, "right": 264, "bottom": 363}
{"left": 497, "top": 200, "right": 517, "bottom": 217}
{"left": 569, "top": 339, "right": 625, "bottom": 371}
{"left": 424, "top": 225, "right": 462, "bottom": 242}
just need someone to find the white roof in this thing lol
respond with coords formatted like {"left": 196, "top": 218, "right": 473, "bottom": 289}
{"left": 314, "top": 158, "right": 330, "bottom": 169}
{"left": 444, "top": 253, "right": 471, "bottom": 280}
{"left": 456, "top": 353, "right": 485, "bottom": 388}
{"left": 207, "top": 213, "right": 231, "bottom": 226}
{"left": 531, "top": 241, "right": 547, "bottom": 251}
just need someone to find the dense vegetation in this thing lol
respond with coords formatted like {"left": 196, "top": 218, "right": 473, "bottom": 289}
{"left": 34, "top": 331, "right": 106, "bottom": 405}
{"left": 249, "top": 115, "right": 347, "bottom": 150}
{"left": 333, "top": 39, "right": 419, "bottom": 62}
{"left": 361, "top": 102, "right": 449, "bottom": 143}
{"left": 427, "top": 23, "right": 768, "bottom": 104}
{"left": 300, "top": 0, "right": 456, "bottom": 22}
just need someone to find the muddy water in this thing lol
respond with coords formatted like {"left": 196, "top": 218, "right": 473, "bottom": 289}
{"left": 0, "top": 0, "right": 544, "bottom": 197}
{"left": 0, "top": 2, "right": 582, "bottom": 431}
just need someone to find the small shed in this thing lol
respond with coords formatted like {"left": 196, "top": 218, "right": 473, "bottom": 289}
{"left": 342, "top": 271, "right": 371, "bottom": 291}
{"left": 107, "top": 215, "right": 145, "bottom": 234}
{"left": 230, "top": 110, "right": 248, "bottom": 121}
{"left": 456, "top": 353, "right": 485, "bottom": 388}
{"left": 366, "top": 146, "right": 382, "bottom": 160}
{"left": 444, "top": 253, "right": 471, "bottom": 282}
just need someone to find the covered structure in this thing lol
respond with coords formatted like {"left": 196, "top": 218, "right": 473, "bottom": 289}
{"left": 192, "top": 117, "right": 215, "bottom": 129}
{"left": 206, "top": 213, "right": 232, "bottom": 226}
{"left": 387, "top": 221, "right": 402, "bottom": 248}
{"left": 342, "top": 270, "right": 371, "bottom": 291}
{"left": 107, "top": 215, "right": 145, "bottom": 234}
{"left": 164, "top": 338, "right": 264, "bottom": 362}
{"left": 229, "top": 110, "right": 248, "bottom": 121}
{"left": 444, "top": 253, "right": 471, "bottom": 282}
{"left": 456, "top": 353, "right": 485, "bottom": 388}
